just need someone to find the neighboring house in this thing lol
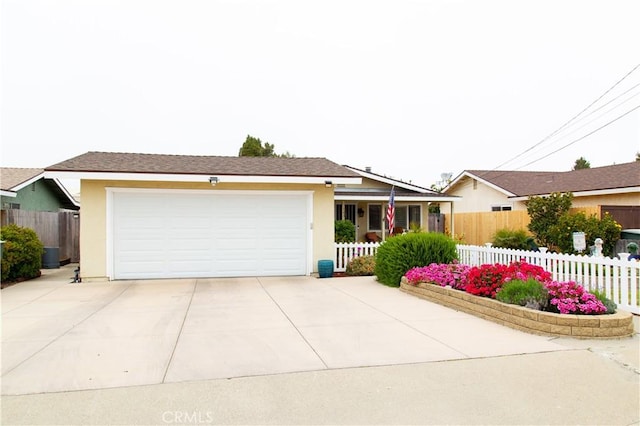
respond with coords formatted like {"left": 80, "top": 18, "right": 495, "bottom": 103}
{"left": 337, "top": 166, "right": 459, "bottom": 242}
{"left": 44, "top": 151, "right": 362, "bottom": 281}
{"left": 1, "top": 168, "right": 79, "bottom": 212}
{"left": 441, "top": 161, "right": 640, "bottom": 245}
{"left": 1, "top": 168, "right": 81, "bottom": 265}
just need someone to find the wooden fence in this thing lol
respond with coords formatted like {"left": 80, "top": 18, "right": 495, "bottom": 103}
{"left": 447, "top": 206, "right": 601, "bottom": 246}
{"left": 1, "top": 209, "right": 80, "bottom": 263}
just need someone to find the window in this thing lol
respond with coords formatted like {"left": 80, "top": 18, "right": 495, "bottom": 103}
{"left": 396, "top": 206, "right": 408, "bottom": 229}
{"left": 335, "top": 203, "right": 357, "bottom": 224}
{"left": 409, "top": 205, "right": 421, "bottom": 227}
{"left": 491, "top": 205, "right": 512, "bottom": 211}
{"left": 368, "top": 204, "right": 382, "bottom": 230}
{"left": 392, "top": 205, "right": 422, "bottom": 230}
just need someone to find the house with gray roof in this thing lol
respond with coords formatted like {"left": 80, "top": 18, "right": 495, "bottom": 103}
{"left": 44, "top": 152, "right": 460, "bottom": 281}
{"left": 441, "top": 162, "right": 640, "bottom": 244}
{"left": 338, "top": 165, "right": 458, "bottom": 241}
{"left": 44, "top": 151, "right": 364, "bottom": 281}
{"left": 1, "top": 168, "right": 79, "bottom": 212}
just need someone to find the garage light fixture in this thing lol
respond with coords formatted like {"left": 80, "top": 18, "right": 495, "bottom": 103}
{"left": 209, "top": 176, "right": 219, "bottom": 186}
{"left": 324, "top": 180, "right": 332, "bottom": 188}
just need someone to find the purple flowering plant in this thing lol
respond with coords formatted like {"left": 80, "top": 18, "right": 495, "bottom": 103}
{"left": 544, "top": 280, "right": 607, "bottom": 314}
{"left": 404, "top": 261, "right": 470, "bottom": 290}
{"left": 404, "top": 259, "right": 609, "bottom": 315}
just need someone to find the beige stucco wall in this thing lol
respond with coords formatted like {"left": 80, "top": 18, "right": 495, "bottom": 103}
{"left": 571, "top": 193, "right": 640, "bottom": 208}
{"left": 441, "top": 178, "right": 526, "bottom": 214}
{"left": 443, "top": 178, "right": 639, "bottom": 215}
{"left": 79, "top": 180, "right": 335, "bottom": 281}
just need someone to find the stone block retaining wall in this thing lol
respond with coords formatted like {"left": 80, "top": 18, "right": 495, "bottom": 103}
{"left": 400, "top": 280, "right": 634, "bottom": 339}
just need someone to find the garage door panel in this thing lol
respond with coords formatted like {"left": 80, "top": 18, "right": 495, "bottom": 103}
{"left": 112, "top": 191, "right": 308, "bottom": 279}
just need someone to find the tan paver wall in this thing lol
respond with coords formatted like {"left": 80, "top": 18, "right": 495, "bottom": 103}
{"left": 400, "top": 280, "right": 634, "bottom": 339}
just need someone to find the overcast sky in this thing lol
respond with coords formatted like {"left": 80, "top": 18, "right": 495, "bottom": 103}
{"left": 1, "top": 0, "right": 639, "bottom": 192}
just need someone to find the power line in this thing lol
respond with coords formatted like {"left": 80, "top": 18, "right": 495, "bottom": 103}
{"left": 511, "top": 89, "right": 640, "bottom": 164}
{"left": 492, "top": 62, "right": 640, "bottom": 170}
{"left": 514, "top": 103, "right": 640, "bottom": 170}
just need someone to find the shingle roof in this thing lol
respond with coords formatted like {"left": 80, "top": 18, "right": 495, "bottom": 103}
{"left": 464, "top": 161, "right": 640, "bottom": 197}
{"left": 1, "top": 168, "right": 44, "bottom": 191}
{"left": 45, "top": 151, "right": 361, "bottom": 178}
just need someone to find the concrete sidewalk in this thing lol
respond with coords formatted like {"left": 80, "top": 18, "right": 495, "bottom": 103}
{"left": 2, "top": 265, "right": 638, "bottom": 425}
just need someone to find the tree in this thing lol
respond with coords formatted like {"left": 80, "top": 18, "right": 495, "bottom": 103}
{"left": 238, "top": 135, "right": 294, "bottom": 157}
{"left": 525, "top": 192, "right": 573, "bottom": 248}
{"left": 573, "top": 157, "right": 591, "bottom": 170}
{"left": 636, "top": 152, "right": 639, "bottom": 161}
{"left": 238, "top": 135, "right": 274, "bottom": 157}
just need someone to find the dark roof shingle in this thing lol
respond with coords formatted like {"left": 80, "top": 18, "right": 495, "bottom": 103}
{"left": 45, "top": 152, "right": 360, "bottom": 178}
{"left": 1, "top": 168, "right": 44, "bottom": 191}
{"left": 465, "top": 162, "right": 640, "bottom": 196}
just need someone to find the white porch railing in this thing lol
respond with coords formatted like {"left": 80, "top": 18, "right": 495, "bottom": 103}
{"left": 334, "top": 242, "right": 380, "bottom": 272}
{"left": 334, "top": 242, "right": 640, "bottom": 314}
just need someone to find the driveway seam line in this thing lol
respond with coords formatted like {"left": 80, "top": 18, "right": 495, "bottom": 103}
{"left": 257, "top": 278, "right": 329, "bottom": 369}
{"left": 1, "top": 283, "right": 66, "bottom": 315}
{"left": 1, "top": 281, "right": 135, "bottom": 378}
{"left": 326, "top": 281, "right": 471, "bottom": 358}
{"left": 161, "top": 279, "right": 198, "bottom": 383}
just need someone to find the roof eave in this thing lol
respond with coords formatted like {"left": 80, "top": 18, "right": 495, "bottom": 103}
{"left": 10, "top": 172, "right": 45, "bottom": 192}
{"left": 444, "top": 171, "right": 517, "bottom": 197}
{"left": 334, "top": 195, "right": 460, "bottom": 202}
{"left": 44, "top": 171, "right": 362, "bottom": 185}
{"left": 509, "top": 186, "right": 640, "bottom": 201}
{"left": 344, "top": 166, "right": 433, "bottom": 193}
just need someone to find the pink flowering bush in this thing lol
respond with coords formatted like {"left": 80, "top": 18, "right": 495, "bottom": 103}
{"left": 503, "top": 260, "right": 552, "bottom": 284}
{"left": 403, "top": 259, "right": 610, "bottom": 315}
{"left": 404, "top": 261, "right": 470, "bottom": 290}
{"left": 544, "top": 280, "right": 607, "bottom": 314}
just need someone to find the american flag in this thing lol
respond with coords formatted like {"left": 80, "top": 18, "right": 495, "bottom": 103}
{"left": 386, "top": 186, "right": 395, "bottom": 235}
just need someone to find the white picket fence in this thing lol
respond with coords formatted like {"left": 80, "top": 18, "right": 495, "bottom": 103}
{"left": 334, "top": 242, "right": 640, "bottom": 314}
{"left": 334, "top": 242, "right": 380, "bottom": 272}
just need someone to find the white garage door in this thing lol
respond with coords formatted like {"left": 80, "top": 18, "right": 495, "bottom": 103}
{"left": 111, "top": 190, "right": 310, "bottom": 279}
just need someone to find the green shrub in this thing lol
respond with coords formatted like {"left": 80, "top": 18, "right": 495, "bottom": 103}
{"left": 491, "top": 229, "right": 531, "bottom": 250}
{"left": 346, "top": 255, "right": 375, "bottom": 276}
{"left": 549, "top": 212, "right": 621, "bottom": 256}
{"left": 374, "top": 232, "right": 458, "bottom": 287}
{"left": 335, "top": 220, "right": 356, "bottom": 243}
{"left": 591, "top": 290, "right": 617, "bottom": 314}
{"left": 526, "top": 192, "right": 573, "bottom": 248}
{"left": 495, "top": 278, "right": 548, "bottom": 310}
{"left": 1, "top": 224, "right": 44, "bottom": 282}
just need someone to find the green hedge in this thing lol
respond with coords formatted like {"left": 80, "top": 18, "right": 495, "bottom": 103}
{"left": 1, "top": 224, "right": 44, "bottom": 282}
{"left": 374, "top": 232, "right": 458, "bottom": 287}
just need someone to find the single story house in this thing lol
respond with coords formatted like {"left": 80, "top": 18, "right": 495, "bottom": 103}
{"left": 440, "top": 161, "right": 640, "bottom": 245}
{"left": 1, "top": 168, "right": 79, "bottom": 212}
{"left": 1, "top": 168, "right": 81, "bottom": 266}
{"left": 44, "top": 152, "right": 363, "bottom": 281}
{"left": 337, "top": 166, "right": 459, "bottom": 241}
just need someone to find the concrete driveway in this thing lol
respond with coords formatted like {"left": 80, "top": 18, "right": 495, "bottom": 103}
{"left": 2, "top": 265, "right": 639, "bottom": 425}
{"left": 0, "top": 264, "right": 577, "bottom": 395}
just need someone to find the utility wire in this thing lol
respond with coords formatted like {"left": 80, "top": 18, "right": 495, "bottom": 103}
{"left": 449, "top": 101, "right": 640, "bottom": 192}
{"left": 492, "top": 62, "right": 640, "bottom": 170}
{"left": 512, "top": 89, "right": 640, "bottom": 164}
{"left": 514, "top": 103, "right": 640, "bottom": 170}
